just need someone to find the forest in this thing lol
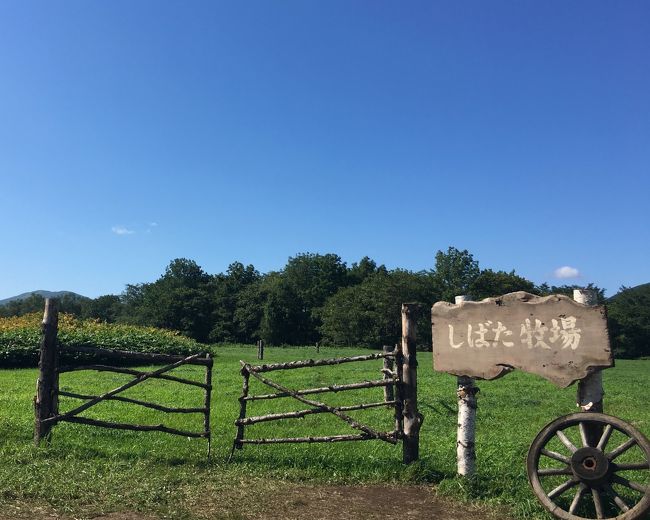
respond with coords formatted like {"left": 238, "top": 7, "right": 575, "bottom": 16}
{"left": 1, "top": 247, "right": 647, "bottom": 358}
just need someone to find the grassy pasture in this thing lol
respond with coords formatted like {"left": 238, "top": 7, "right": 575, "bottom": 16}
{"left": 1, "top": 345, "right": 649, "bottom": 519}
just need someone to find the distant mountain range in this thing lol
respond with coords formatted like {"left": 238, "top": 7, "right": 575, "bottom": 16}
{"left": 0, "top": 290, "right": 87, "bottom": 306}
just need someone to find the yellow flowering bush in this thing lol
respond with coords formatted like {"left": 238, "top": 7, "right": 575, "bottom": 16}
{"left": 0, "top": 313, "right": 203, "bottom": 367}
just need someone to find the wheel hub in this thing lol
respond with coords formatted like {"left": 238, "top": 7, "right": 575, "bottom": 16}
{"left": 571, "top": 447, "right": 610, "bottom": 485}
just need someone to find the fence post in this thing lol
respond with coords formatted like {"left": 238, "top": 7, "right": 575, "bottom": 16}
{"left": 455, "top": 295, "right": 478, "bottom": 477}
{"left": 203, "top": 354, "right": 213, "bottom": 458}
{"left": 229, "top": 366, "right": 250, "bottom": 461}
{"left": 34, "top": 298, "right": 60, "bottom": 445}
{"left": 382, "top": 345, "right": 395, "bottom": 402}
{"left": 257, "top": 339, "right": 264, "bottom": 360}
{"left": 401, "top": 303, "right": 422, "bottom": 464}
{"left": 574, "top": 289, "right": 604, "bottom": 446}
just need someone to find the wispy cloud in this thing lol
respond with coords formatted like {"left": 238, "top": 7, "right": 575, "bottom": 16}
{"left": 146, "top": 222, "right": 158, "bottom": 233}
{"left": 111, "top": 226, "right": 135, "bottom": 236}
{"left": 554, "top": 266, "right": 580, "bottom": 279}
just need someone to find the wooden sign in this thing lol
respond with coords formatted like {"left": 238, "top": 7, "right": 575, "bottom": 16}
{"left": 431, "top": 292, "right": 613, "bottom": 388}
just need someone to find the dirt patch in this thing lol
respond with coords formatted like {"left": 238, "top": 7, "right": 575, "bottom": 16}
{"left": 1, "top": 485, "right": 510, "bottom": 520}
{"left": 190, "top": 484, "right": 510, "bottom": 520}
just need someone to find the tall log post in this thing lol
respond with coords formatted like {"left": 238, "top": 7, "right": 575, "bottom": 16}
{"left": 34, "top": 298, "right": 60, "bottom": 445}
{"left": 401, "top": 303, "right": 422, "bottom": 464}
{"left": 382, "top": 345, "right": 395, "bottom": 403}
{"left": 229, "top": 366, "right": 250, "bottom": 461}
{"left": 257, "top": 339, "right": 264, "bottom": 360}
{"left": 393, "top": 343, "right": 404, "bottom": 437}
{"left": 203, "top": 354, "right": 213, "bottom": 458}
{"left": 455, "top": 295, "right": 478, "bottom": 477}
{"left": 574, "top": 289, "right": 604, "bottom": 446}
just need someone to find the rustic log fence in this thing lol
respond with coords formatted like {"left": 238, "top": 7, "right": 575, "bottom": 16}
{"left": 230, "top": 343, "right": 419, "bottom": 463}
{"left": 33, "top": 299, "right": 214, "bottom": 455}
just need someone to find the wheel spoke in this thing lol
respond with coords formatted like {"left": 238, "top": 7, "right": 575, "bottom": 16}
{"left": 548, "top": 478, "right": 579, "bottom": 499}
{"left": 538, "top": 467, "right": 572, "bottom": 476}
{"left": 614, "top": 461, "right": 650, "bottom": 471}
{"left": 569, "top": 483, "right": 587, "bottom": 514}
{"left": 611, "top": 474, "right": 648, "bottom": 494}
{"left": 556, "top": 430, "right": 578, "bottom": 453}
{"left": 604, "top": 483, "right": 630, "bottom": 513}
{"left": 541, "top": 448, "right": 571, "bottom": 465}
{"left": 607, "top": 438, "right": 637, "bottom": 461}
{"left": 579, "top": 422, "right": 590, "bottom": 447}
{"left": 596, "top": 424, "right": 613, "bottom": 451}
{"left": 592, "top": 487, "right": 605, "bottom": 519}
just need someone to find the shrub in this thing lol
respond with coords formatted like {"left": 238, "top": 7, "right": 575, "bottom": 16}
{"left": 0, "top": 313, "right": 204, "bottom": 368}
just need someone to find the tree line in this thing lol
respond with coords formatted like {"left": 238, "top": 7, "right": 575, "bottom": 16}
{"left": 2, "top": 247, "right": 647, "bottom": 358}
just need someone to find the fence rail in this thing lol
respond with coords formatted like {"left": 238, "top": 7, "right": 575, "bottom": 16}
{"left": 34, "top": 299, "right": 213, "bottom": 456}
{"left": 229, "top": 345, "right": 411, "bottom": 461}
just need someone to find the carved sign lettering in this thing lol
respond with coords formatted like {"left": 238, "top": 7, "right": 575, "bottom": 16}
{"left": 431, "top": 292, "right": 613, "bottom": 388}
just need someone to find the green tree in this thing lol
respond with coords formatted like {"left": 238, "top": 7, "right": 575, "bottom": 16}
{"left": 124, "top": 259, "right": 215, "bottom": 342}
{"left": 470, "top": 269, "right": 536, "bottom": 300}
{"left": 209, "top": 262, "right": 260, "bottom": 342}
{"left": 83, "top": 294, "right": 124, "bottom": 322}
{"left": 431, "top": 247, "right": 480, "bottom": 302}
{"left": 607, "top": 283, "right": 650, "bottom": 359}
{"left": 319, "top": 269, "right": 437, "bottom": 348}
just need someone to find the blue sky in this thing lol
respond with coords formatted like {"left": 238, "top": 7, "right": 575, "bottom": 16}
{"left": 1, "top": 1, "right": 648, "bottom": 300}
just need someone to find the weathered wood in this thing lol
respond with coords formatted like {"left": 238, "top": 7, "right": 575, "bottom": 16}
{"left": 236, "top": 401, "right": 397, "bottom": 426}
{"left": 34, "top": 299, "right": 60, "bottom": 445}
{"left": 243, "top": 363, "right": 399, "bottom": 444}
{"left": 244, "top": 379, "right": 394, "bottom": 401}
{"left": 58, "top": 390, "right": 206, "bottom": 414}
{"left": 240, "top": 433, "right": 396, "bottom": 444}
{"left": 58, "top": 416, "right": 208, "bottom": 438}
{"left": 383, "top": 345, "right": 395, "bottom": 402}
{"left": 234, "top": 367, "right": 250, "bottom": 451}
{"left": 59, "top": 345, "right": 212, "bottom": 365}
{"left": 432, "top": 291, "right": 613, "bottom": 388}
{"left": 44, "top": 354, "right": 201, "bottom": 424}
{"left": 393, "top": 343, "right": 404, "bottom": 437}
{"left": 574, "top": 289, "right": 605, "bottom": 447}
{"left": 204, "top": 354, "right": 212, "bottom": 457}
{"left": 58, "top": 364, "right": 210, "bottom": 389}
{"left": 401, "top": 303, "right": 422, "bottom": 464}
{"left": 249, "top": 352, "right": 394, "bottom": 373}
{"left": 454, "top": 295, "right": 478, "bottom": 477}
{"left": 257, "top": 339, "right": 264, "bottom": 360}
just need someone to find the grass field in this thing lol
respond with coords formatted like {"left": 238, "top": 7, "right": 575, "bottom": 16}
{"left": 1, "top": 345, "right": 649, "bottom": 519}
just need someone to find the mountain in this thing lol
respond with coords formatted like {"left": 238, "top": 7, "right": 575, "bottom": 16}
{"left": 0, "top": 290, "right": 87, "bottom": 306}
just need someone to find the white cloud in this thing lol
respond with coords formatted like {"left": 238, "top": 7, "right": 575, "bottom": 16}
{"left": 112, "top": 226, "right": 135, "bottom": 235}
{"left": 554, "top": 266, "right": 580, "bottom": 279}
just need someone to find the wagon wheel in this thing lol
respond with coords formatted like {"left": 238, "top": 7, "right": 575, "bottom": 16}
{"left": 527, "top": 413, "right": 650, "bottom": 520}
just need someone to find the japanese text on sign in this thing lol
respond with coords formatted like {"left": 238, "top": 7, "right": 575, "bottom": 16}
{"left": 448, "top": 316, "right": 582, "bottom": 350}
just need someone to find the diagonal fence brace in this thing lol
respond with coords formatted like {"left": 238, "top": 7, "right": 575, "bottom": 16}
{"left": 44, "top": 354, "right": 201, "bottom": 424}
{"left": 242, "top": 362, "right": 398, "bottom": 445}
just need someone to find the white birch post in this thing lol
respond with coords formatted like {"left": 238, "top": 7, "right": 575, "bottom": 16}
{"left": 455, "top": 295, "right": 478, "bottom": 477}
{"left": 573, "top": 288, "right": 606, "bottom": 449}
{"left": 574, "top": 289, "right": 604, "bottom": 413}
{"left": 574, "top": 288, "right": 604, "bottom": 447}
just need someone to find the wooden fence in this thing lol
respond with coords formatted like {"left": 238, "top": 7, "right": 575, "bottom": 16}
{"left": 34, "top": 299, "right": 213, "bottom": 455}
{"left": 229, "top": 339, "right": 420, "bottom": 464}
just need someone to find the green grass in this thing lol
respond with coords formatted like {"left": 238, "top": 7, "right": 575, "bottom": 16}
{"left": 1, "top": 345, "right": 649, "bottom": 519}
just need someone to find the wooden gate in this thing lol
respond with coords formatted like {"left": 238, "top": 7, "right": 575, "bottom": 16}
{"left": 230, "top": 347, "right": 414, "bottom": 461}
{"left": 34, "top": 300, "right": 213, "bottom": 455}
